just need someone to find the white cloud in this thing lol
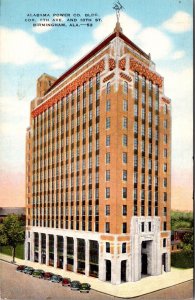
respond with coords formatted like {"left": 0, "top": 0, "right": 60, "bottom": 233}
{"left": 0, "top": 27, "right": 66, "bottom": 69}
{"left": 135, "top": 27, "right": 173, "bottom": 60}
{"left": 171, "top": 50, "right": 185, "bottom": 60}
{"left": 159, "top": 66, "right": 193, "bottom": 171}
{"left": 162, "top": 11, "right": 192, "bottom": 33}
{"left": 93, "top": 12, "right": 141, "bottom": 42}
{"left": 32, "top": 20, "right": 52, "bottom": 33}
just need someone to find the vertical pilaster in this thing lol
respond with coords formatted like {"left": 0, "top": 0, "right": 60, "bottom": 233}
{"left": 63, "top": 236, "right": 67, "bottom": 270}
{"left": 111, "top": 258, "right": 121, "bottom": 285}
{"left": 98, "top": 242, "right": 106, "bottom": 281}
{"left": 54, "top": 235, "right": 57, "bottom": 268}
{"left": 85, "top": 239, "right": 89, "bottom": 276}
{"left": 30, "top": 231, "right": 35, "bottom": 262}
{"left": 73, "top": 237, "right": 77, "bottom": 273}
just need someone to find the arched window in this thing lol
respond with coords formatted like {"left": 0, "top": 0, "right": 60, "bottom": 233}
{"left": 123, "top": 81, "right": 128, "bottom": 94}
{"left": 106, "top": 82, "right": 111, "bottom": 94}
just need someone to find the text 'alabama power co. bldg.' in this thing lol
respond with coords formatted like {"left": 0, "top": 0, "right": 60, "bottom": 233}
{"left": 25, "top": 19, "right": 171, "bottom": 284}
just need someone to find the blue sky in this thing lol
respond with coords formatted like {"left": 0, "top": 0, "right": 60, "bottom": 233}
{"left": 0, "top": 0, "right": 193, "bottom": 209}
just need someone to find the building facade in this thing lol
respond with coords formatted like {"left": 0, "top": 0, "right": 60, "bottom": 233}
{"left": 25, "top": 22, "right": 171, "bottom": 284}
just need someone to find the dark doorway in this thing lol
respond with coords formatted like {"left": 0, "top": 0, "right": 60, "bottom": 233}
{"left": 141, "top": 253, "right": 147, "bottom": 274}
{"left": 28, "top": 242, "right": 30, "bottom": 260}
{"left": 121, "top": 260, "right": 127, "bottom": 282}
{"left": 106, "top": 260, "right": 111, "bottom": 281}
{"left": 162, "top": 253, "right": 166, "bottom": 271}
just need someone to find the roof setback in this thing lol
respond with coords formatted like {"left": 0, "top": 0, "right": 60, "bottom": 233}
{"left": 46, "top": 30, "right": 149, "bottom": 95}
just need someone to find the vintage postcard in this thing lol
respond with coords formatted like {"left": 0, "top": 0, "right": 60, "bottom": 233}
{"left": 0, "top": 0, "right": 193, "bottom": 299}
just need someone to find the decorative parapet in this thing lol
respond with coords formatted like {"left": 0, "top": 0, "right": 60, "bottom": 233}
{"left": 119, "top": 58, "right": 126, "bottom": 70}
{"left": 130, "top": 58, "right": 163, "bottom": 87}
{"left": 32, "top": 59, "right": 105, "bottom": 118}
{"left": 120, "top": 72, "right": 132, "bottom": 82}
{"left": 109, "top": 58, "right": 116, "bottom": 70}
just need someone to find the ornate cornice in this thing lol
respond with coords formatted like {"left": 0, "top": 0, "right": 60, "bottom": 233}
{"left": 32, "top": 59, "right": 105, "bottom": 118}
{"left": 120, "top": 72, "right": 132, "bottom": 82}
{"left": 130, "top": 58, "right": 163, "bottom": 87}
{"left": 109, "top": 58, "right": 116, "bottom": 70}
{"left": 119, "top": 58, "right": 126, "bottom": 70}
{"left": 103, "top": 72, "right": 115, "bottom": 83}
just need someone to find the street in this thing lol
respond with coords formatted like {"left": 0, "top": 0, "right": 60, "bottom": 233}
{"left": 0, "top": 260, "right": 193, "bottom": 300}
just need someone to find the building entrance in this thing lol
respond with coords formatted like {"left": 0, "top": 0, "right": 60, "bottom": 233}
{"left": 162, "top": 253, "right": 167, "bottom": 271}
{"left": 141, "top": 253, "right": 148, "bottom": 274}
{"left": 106, "top": 260, "right": 111, "bottom": 281}
{"left": 121, "top": 260, "right": 127, "bottom": 282}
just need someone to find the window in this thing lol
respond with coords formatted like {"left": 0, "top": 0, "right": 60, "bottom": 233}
{"left": 122, "top": 187, "right": 127, "bottom": 199}
{"left": 106, "top": 82, "right": 111, "bottom": 94}
{"left": 135, "top": 71, "right": 139, "bottom": 82}
{"left": 123, "top": 205, "right": 127, "bottom": 216}
{"left": 105, "top": 222, "right": 110, "bottom": 233}
{"left": 123, "top": 135, "right": 128, "bottom": 146}
{"left": 134, "top": 104, "right": 138, "bottom": 116}
{"left": 134, "top": 139, "right": 138, "bottom": 150}
{"left": 142, "top": 93, "right": 145, "bottom": 104}
{"left": 149, "top": 80, "right": 152, "bottom": 90}
{"left": 155, "top": 115, "right": 159, "bottom": 126}
{"left": 106, "top": 242, "right": 110, "bottom": 253}
{"left": 164, "top": 104, "right": 168, "bottom": 114}
{"left": 134, "top": 188, "right": 137, "bottom": 200}
{"left": 164, "top": 120, "right": 168, "bottom": 128}
{"left": 141, "top": 141, "right": 145, "bottom": 152}
{"left": 164, "top": 192, "right": 167, "bottom": 201}
{"left": 163, "top": 238, "right": 166, "bottom": 247}
{"left": 134, "top": 155, "right": 138, "bottom": 167}
{"left": 96, "top": 72, "right": 100, "bottom": 85}
{"left": 89, "top": 77, "right": 93, "bottom": 88}
{"left": 123, "top": 81, "right": 128, "bottom": 94}
{"left": 163, "top": 222, "right": 167, "bottom": 231}
{"left": 141, "top": 222, "right": 145, "bottom": 232}
{"left": 106, "top": 100, "right": 111, "bottom": 111}
{"left": 106, "top": 117, "right": 110, "bottom": 129}
{"left": 122, "top": 243, "right": 126, "bottom": 253}
{"left": 106, "top": 187, "right": 110, "bottom": 198}
{"left": 123, "top": 117, "right": 128, "bottom": 129}
{"left": 106, "top": 152, "right": 110, "bottom": 164}
{"left": 141, "top": 124, "right": 145, "bottom": 136}
{"left": 163, "top": 163, "right": 167, "bottom": 172}
{"left": 105, "top": 205, "right": 110, "bottom": 216}
{"left": 123, "top": 100, "right": 128, "bottom": 111}
{"left": 148, "top": 222, "right": 151, "bottom": 232}
{"left": 134, "top": 173, "right": 137, "bottom": 183}
{"left": 122, "top": 222, "right": 127, "bottom": 233}
{"left": 122, "top": 152, "right": 127, "bottom": 163}
{"left": 142, "top": 76, "right": 146, "bottom": 87}
{"left": 164, "top": 207, "right": 167, "bottom": 216}
{"left": 164, "top": 134, "right": 168, "bottom": 144}
{"left": 163, "top": 178, "right": 167, "bottom": 187}
{"left": 135, "top": 88, "right": 138, "bottom": 100}
{"left": 123, "top": 170, "right": 127, "bottom": 181}
{"left": 134, "top": 122, "right": 138, "bottom": 133}
{"left": 164, "top": 149, "right": 168, "bottom": 157}
{"left": 106, "top": 135, "right": 110, "bottom": 146}
{"left": 106, "top": 170, "right": 110, "bottom": 181}
{"left": 149, "top": 95, "right": 152, "bottom": 107}
{"left": 141, "top": 108, "right": 145, "bottom": 120}
{"left": 148, "top": 112, "right": 152, "bottom": 123}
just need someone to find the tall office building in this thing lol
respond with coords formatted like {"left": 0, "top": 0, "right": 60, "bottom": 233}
{"left": 25, "top": 20, "right": 171, "bottom": 284}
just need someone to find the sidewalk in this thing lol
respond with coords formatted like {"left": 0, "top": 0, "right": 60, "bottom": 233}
{"left": 0, "top": 253, "right": 193, "bottom": 298}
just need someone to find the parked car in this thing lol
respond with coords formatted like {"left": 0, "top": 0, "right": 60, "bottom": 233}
{"left": 50, "top": 275, "right": 63, "bottom": 283}
{"left": 43, "top": 272, "right": 53, "bottom": 280}
{"left": 23, "top": 267, "right": 34, "bottom": 275}
{"left": 62, "top": 277, "right": 71, "bottom": 286}
{"left": 70, "top": 280, "right": 81, "bottom": 290}
{"left": 16, "top": 265, "right": 26, "bottom": 272}
{"left": 80, "top": 283, "right": 91, "bottom": 293}
{"left": 32, "top": 269, "right": 45, "bottom": 278}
